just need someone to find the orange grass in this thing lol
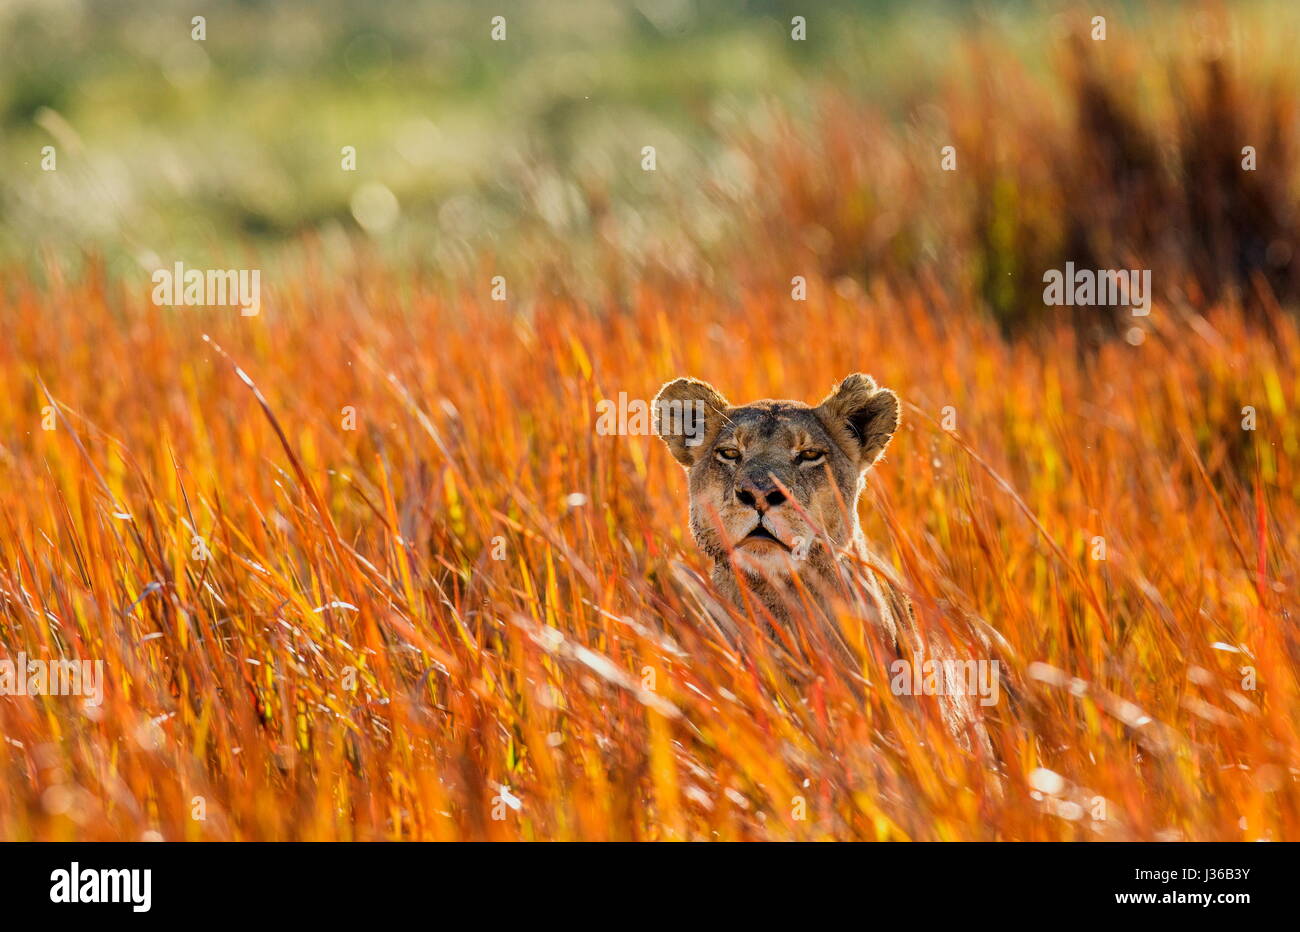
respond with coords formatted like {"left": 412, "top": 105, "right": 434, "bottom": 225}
{"left": 0, "top": 251, "right": 1296, "bottom": 841}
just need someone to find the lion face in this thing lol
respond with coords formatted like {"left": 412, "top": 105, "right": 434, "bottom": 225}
{"left": 654, "top": 374, "right": 900, "bottom": 577}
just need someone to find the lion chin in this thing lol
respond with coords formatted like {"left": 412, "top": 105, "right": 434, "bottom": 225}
{"left": 729, "top": 519, "right": 799, "bottom": 573}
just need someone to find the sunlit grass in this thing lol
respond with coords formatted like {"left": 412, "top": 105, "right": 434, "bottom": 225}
{"left": 0, "top": 250, "right": 1295, "bottom": 840}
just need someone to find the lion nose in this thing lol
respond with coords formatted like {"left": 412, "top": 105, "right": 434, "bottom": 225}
{"left": 736, "top": 479, "right": 786, "bottom": 512}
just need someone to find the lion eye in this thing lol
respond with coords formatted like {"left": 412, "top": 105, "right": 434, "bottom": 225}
{"left": 796, "top": 449, "right": 826, "bottom": 464}
{"left": 716, "top": 448, "right": 741, "bottom": 462}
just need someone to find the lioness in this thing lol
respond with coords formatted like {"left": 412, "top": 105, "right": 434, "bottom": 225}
{"left": 653, "top": 372, "right": 915, "bottom": 654}
{"left": 655, "top": 373, "right": 994, "bottom": 749}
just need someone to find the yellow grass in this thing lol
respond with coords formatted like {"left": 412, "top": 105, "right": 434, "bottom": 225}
{"left": 0, "top": 252, "right": 1296, "bottom": 840}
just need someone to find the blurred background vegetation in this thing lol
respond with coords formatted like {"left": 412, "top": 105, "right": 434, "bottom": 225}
{"left": 3, "top": 0, "right": 1299, "bottom": 333}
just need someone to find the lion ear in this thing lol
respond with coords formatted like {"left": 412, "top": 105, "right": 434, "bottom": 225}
{"left": 816, "top": 373, "right": 900, "bottom": 468}
{"left": 652, "top": 377, "right": 730, "bottom": 467}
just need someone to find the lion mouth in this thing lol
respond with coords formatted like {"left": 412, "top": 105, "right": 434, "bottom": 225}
{"left": 740, "top": 523, "right": 789, "bottom": 550}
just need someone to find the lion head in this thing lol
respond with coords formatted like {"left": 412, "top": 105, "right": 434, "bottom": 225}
{"left": 653, "top": 373, "right": 900, "bottom": 580}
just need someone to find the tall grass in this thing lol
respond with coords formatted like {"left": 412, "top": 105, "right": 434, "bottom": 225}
{"left": 0, "top": 247, "right": 1295, "bottom": 840}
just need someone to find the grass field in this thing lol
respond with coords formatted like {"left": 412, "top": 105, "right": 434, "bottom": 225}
{"left": 1, "top": 2, "right": 1298, "bottom": 840}
{"left": 2, "top": 257, "right": 1296, "bottom": 840}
